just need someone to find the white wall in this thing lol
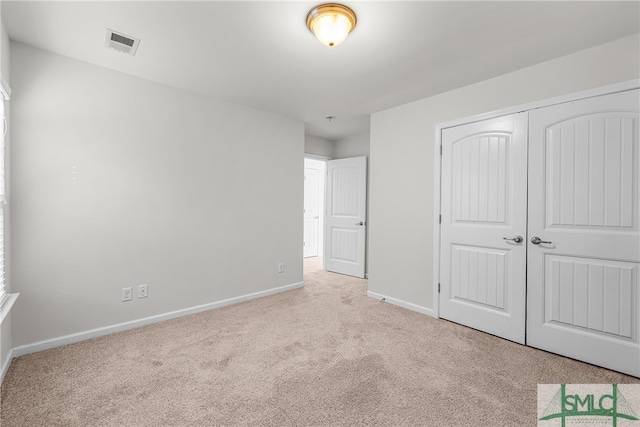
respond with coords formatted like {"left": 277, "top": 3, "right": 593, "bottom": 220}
{"left": 10, "top": 43, "right": 304, "bottom": 348}
{"left": 0, "top": 4, "right": 13, "bottom": 379}
{"left": 304, "top": 135, "right": 334, "bottom": 158}
{"left": 369, "top": 34, "right": 640, "bottom": 312}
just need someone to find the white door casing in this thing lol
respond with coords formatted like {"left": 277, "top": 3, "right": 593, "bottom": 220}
{"left": 325, "top": 156, "right": 367, "bottom": 278}
{"left": 527, "top": 89, "right": 640, "bottom": 376}
{"left": 304, "top": 166, "right": 320, "bottom": 258}
{"left": 440, "top": 113, "right": 528, "bottom": 344}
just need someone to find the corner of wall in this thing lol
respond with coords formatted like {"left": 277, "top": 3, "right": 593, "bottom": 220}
{"left": 304, "top": 134, "right": 335, "bottom": 158}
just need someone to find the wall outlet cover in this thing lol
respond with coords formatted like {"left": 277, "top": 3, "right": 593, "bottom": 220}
{"left": 138, "top": 284, "right": 148, "bottom": 298}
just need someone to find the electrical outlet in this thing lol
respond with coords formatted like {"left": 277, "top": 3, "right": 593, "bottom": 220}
{"left": 122, "top": 287, "right": 132, "bottom": 302}
{"left": 138, "top": 284, "right": 148, "bottom": 299}
{"left": 278, "top": 262, "right": 285, "bottom": 273}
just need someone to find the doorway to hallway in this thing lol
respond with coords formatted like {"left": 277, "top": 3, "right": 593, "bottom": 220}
{"left": 304, "top": 157, "right": 326, "bottom": 261}
{"left": 303, "top": 155, "right": 368, "bottom": 278}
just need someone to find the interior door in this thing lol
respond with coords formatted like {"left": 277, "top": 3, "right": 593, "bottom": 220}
{"left": 304, "top": 166, "right": 320, "bottom": 258}
{"left": 325, "top": 156, "right": 367, "bottom": 278}
{"left": 440, "top": 113, "right": 528, "bottom": 344}
{"left": 527, "top": 89, "right": 640, "bottom": 376}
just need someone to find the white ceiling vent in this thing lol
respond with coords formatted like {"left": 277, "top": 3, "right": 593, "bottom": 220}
{"left": 104, "top": 29, "right": 140, "bottom": 56}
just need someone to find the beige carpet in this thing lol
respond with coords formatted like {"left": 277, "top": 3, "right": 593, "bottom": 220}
{"left": 1, "top": 257, "right": 638, "bottom": 426}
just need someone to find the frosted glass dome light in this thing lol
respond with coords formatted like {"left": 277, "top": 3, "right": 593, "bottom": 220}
{"left": 306, "top": 3, "right": 357, "bottom": 47}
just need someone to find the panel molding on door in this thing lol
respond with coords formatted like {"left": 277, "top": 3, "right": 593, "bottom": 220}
{"left": 527, "top": 89, "right": 640, "bottom": 377}
{"left": 325, "top": 156, "right": 367, "bottom": 278}
{"left": 440, "top": 112, "right": 528, "bottom": 344}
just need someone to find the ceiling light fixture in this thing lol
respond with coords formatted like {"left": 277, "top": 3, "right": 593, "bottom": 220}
{"left": 306, "top": 3, "right": 357, "bottom": 47}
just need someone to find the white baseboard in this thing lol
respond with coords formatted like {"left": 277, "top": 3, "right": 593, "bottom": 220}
{"left": 367, "top": 291, "right": 436, "bottom": 318}
{"left": 1, "top": 347, "right": 14, "bottom": 384}
{"left": 12, "top": 281, "right": 304, "bottom": 358}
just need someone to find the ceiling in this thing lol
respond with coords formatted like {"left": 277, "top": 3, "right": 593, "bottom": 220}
{"left": 3, "top": 1, "right": 639, "bottom": 140}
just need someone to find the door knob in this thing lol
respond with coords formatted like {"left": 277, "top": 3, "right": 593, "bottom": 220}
{"left": 531, "top": 236, "right": 552, "bottom": 245}
{"left": 356, "top": 221, "right": 365, "bottom": 226}
{"left": 503, "top": 236, "right": 523, "bottom": 244}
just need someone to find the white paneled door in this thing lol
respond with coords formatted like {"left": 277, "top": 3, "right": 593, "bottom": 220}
{"left": 304, "top": 166, "right": 320, "bottom": 258}
{"left": 325, "top": 156, "right": 367, "bottom": 278}
{"left": 527, "top": 90, "right": 640, "bottom": 376}
{"left": 440, "top": 113, "right": 528, "bottom": 344}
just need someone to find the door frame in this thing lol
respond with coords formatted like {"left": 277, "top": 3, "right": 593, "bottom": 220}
{"left": 304, "top": 154, "right": 330, "bottom": 268}
{"left": 432, "top": 79, "right": 640, "bottom": 319}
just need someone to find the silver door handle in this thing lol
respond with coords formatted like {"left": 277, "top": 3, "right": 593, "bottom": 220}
{"left": 503, "top": 236, "right": 523, "bottom": 244}
{"left": 356, "top": 221, "right": 366, "bottom": 226}
{"left": 531, "top": 236, "right": 552, "bottom": 245}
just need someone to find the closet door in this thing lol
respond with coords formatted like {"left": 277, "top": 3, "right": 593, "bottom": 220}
{"left": 527, "top": 89, "right": 640, "bottom": 376}
{"left": 440, "top": 113, "right": 528, "bottom": 344}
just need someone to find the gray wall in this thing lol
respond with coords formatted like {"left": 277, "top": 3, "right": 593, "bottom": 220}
{"left": 10, "top": 43, "right": 304, "bottom": 347}
{"left": 304, "top": 135, "right": 334, "bottom": 158}
{"left": 334, "top": 131, "right": 370, "bottom": 159}
{"left": 369, "top": 34, "right": 640, "bottom": 311}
